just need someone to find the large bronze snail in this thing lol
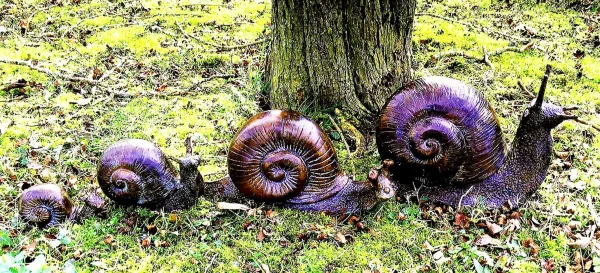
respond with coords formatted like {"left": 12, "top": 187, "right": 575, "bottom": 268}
{"left": 376, "top": 65, "right": 577, "bottom": 208}
{"left": 97, "top": 110, "right": 395, "bottom": 214}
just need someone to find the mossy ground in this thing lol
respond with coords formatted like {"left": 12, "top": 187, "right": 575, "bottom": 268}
{"left": 0, "top": 0, "right": 599, "bottom": 272}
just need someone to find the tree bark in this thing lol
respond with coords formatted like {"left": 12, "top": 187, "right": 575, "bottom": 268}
{"left": 267, "top": 0, "right": 417, "bottom": 127}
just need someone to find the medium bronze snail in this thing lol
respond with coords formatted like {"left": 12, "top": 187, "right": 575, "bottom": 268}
{"left": 97, "top": 110, "right": 395, "bottom": 214}
{"left": 376, "top": 65, "right": 576, "bottom": 208}
{"left": 19, "top": 184, "right": 106, "bottom": 229}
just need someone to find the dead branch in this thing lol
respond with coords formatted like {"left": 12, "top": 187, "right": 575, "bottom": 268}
{"left": 1, "top": 79, "right": 28, "bottom": 91}
{"left": 328, "top": 114, "right": 355, "bottom": 177}
{"left": 517, "top": 80, "right": 536, "bottom": 99}
{"left": 0, "top": 58, "right": 99, "bottom": 85}
{"left": 431, "top": 42, "right": 535, "bottom": 68}
{"left": 175, "top": 21, "right": 267, "bottom": 50}
{"left": 416, "top": 12, "right": 529, "bottom": 43}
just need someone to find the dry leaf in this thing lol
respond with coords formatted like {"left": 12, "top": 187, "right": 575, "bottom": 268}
{"left": 217, "top": 202, "right": 250, "bottom": 210}
{"left": 265, "top": 210, "right": 278, "bottom": 218}
{"left": 486, "top": 221, "right": 502, "bottom": 235}
{"left": 141, "top": 236, "right": 151, "bottom": 248}
{"left": 475, "top": 234, "right": 493, "bottom": 246}
{"left": 256, "top": 228, "right": 266, "bottom": 242}
{"left": 454, "top": 212, "right": 470, "bottom": 229}
{"left": 335, "top": 232, "right": 347, "bottom": 244}
{"left": 103, "top": 235, "right": 114, "bottom": 245}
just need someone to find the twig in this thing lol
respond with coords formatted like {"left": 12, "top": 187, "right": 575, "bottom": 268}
{"left": 179, "top": 3, "right": 226, "bottom": 7}
{"left": 1, "top": 79, "right": 28, "bottom": 91}
{"left": 457, "top": 185, "right": 474, "bottom": 212}
{"left": 431, "top": 42, "right": 535, "bottom": 67}
{"left": 482, "top": 46, "right": 493, "bottom": 70}
{"left": 328, "top": 114, "right": 355, "bottom": 177}
{"left": 97, "top": 60, "right": 124, "bottom": 82}
{"left": 175, "top": 21, "right": 267, "bottom": 50}
{"left": 0, "top": 58, "right": 99, "bottom": 85}
{"left": 188, "top": 74, "right": 236, "bottom": 91}
{"left": 587, "top": 194, "right": 600, "bottom": 226}
{"left": 175, "top": 21, "right": 221, "bottom": 48}
{"left": 517, "top": 80, "right": 536, "bottom": 99}
{"left": 416, "top": 12, "right": 529, "bottom": 43}
{"left": 573, "top": 118, "right": 600, "bottom": 132}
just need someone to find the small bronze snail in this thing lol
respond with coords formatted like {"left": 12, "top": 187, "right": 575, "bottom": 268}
{"left": 97, "top": 110, "right": 395, "bottom": 214}
{"left": 19, "top": 184, "right": 106, "bottom": 229}
{"left": 97, "top": 139, "right": 202, "bottom": 212}
{"left": 376, "top": 65, "right": 577, "bottom": 208}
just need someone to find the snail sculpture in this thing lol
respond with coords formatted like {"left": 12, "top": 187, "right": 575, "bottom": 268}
{"left": 97, "top": 110, "right": 396, "bottom": 214}
{"left": 376, "top": 65, "right": 576, "bottom": 208}
{"left": 97, "top": 138, "right": 202, "bottom": 212}
{"left": 19, "top": 184, "right": 106, "bottom": 229}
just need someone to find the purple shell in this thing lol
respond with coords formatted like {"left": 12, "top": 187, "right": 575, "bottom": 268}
{"left": 97, "top": 139, "right": 180, "bottom": 207}
{"left": 19, "top": 184, "right": 73, "bottom": 228}
{"left": 376, "top": 77, "right": 507, "bottom": 186}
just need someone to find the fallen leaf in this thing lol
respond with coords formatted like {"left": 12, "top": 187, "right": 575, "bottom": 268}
{"left": 256, "top": 228, "right": 266, "bottom": 242}
{"left": 454, "top": 212, "right": 470, "bottom": 229}
{"left": 335, "top": 232, "right": 347, "bottom": 244}
{"left": 486, "top": 221, "right": 502, "bottom": 235}
{"left": 265, "top": 210, "right": 278, "bottom": 218}
{"left": 475, "top": 234, "right": 493, "bottom": 246}
{"left": 141, "top": 236, "right": 151, "bottom": 248}
{"left": 103, "top": 235, "right": 114, "bottom": 246}
{"left": 0, "top": 120, "right": 12, "bottom": 136}
{"left": 217, "top": 202, "right": 250, "bottom": 210}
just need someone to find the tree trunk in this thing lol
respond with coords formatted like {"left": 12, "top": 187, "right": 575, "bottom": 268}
{"left": 267, "top": 0, "right": 417, "bottom": 127}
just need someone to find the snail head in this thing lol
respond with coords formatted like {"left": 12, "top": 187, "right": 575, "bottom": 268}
{"left": 523, "top": 65, "right": 577, "bottom": 129}
{"left": 368, "top": 159, "right": 396, "bottom": 201}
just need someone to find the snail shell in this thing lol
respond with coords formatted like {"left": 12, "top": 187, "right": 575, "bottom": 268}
{"left": 228, "top": 110, "right": 346, "bottom": 204}
{"left": 376, "top": 77, "right": 508, "bottom": 186}
{"left": 19, "top": 184, "right": 73, "bottom": 228}
{"left": 97, "top": 139, "right": 180, "bottom": 207}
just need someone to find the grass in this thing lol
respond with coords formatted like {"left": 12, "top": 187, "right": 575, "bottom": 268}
{"left": 0, "top": 0, "right": 599, "bottom": 272}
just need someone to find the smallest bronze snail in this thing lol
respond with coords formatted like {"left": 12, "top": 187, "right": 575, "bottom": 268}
{"left": 19, "top": 184, "right": 106, "bottom": 229}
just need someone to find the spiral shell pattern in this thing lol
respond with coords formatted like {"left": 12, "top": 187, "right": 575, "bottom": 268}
{"left": 19, "top": 184, "right": 73, "bottom": 228}
{"left": 228, "top": 110, "right": 345, "bottom": 203}
{"left": 97, "top": 139, "right": 180, "bottom": 206}
{"left": 376, "top": 77, "right": 507, "bottom": 186}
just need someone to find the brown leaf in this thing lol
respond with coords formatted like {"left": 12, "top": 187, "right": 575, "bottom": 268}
{"left": 454, "top": 212, "right": 470, "bottom": 229}
{"left": 256, "top": 228, "right": 266, "bottom": 242}
{"left": 509, "top": 211, "right": 522, "bottom": 219}
{"left": 22, "top": 241, "right": 36, "bottom": 254}
{"left": 265, "top": 210, "right": 277, "bottom": 218}
{"left": 334, "top": 232, "right": 347, "bottom": 244}
{"left": 486, "top": 221, "right": 503, "bottom": 235}
{"left": 155, "top": 83, "right": 167, "bottom": 92}
{"left": 356, "top": 222, "right": 365, "bottom": 231}
{"left": 574, "top": 49, "right": 585, "bottom": 59}
{"left": 147, "top": 224, "right": 157, "bottom": 234}
{"left": 103, "top": 235, "right": 114, "bottom": 246}
{"left": 316, "top": 233, "right": 326, "bottom": 241}
{"left": 543, "top": 258, "right": 556, "bottom": 272}
{"left": 474, "top": 234, "right": 493, "bottom": 246}
{"left": 141, "top": 236, "right": 151, "bottom": 248}
{"left": 348, "top": 215, "right": 360, "bottom": 225}
{"left": 242, "top": 221, "right": 255, "bottom": 231}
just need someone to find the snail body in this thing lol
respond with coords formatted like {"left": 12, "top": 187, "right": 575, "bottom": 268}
{"left": 19, "top": 184, "right": 105, "bottom": 229}
{"left": 203, "top": 110, "right": 396, "bottom": 214}
{"left": 377, "top": 66, "right": 576, "bottom": 208}
{"left": 97, "top": 139, "right": 201, "bottom": 212}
